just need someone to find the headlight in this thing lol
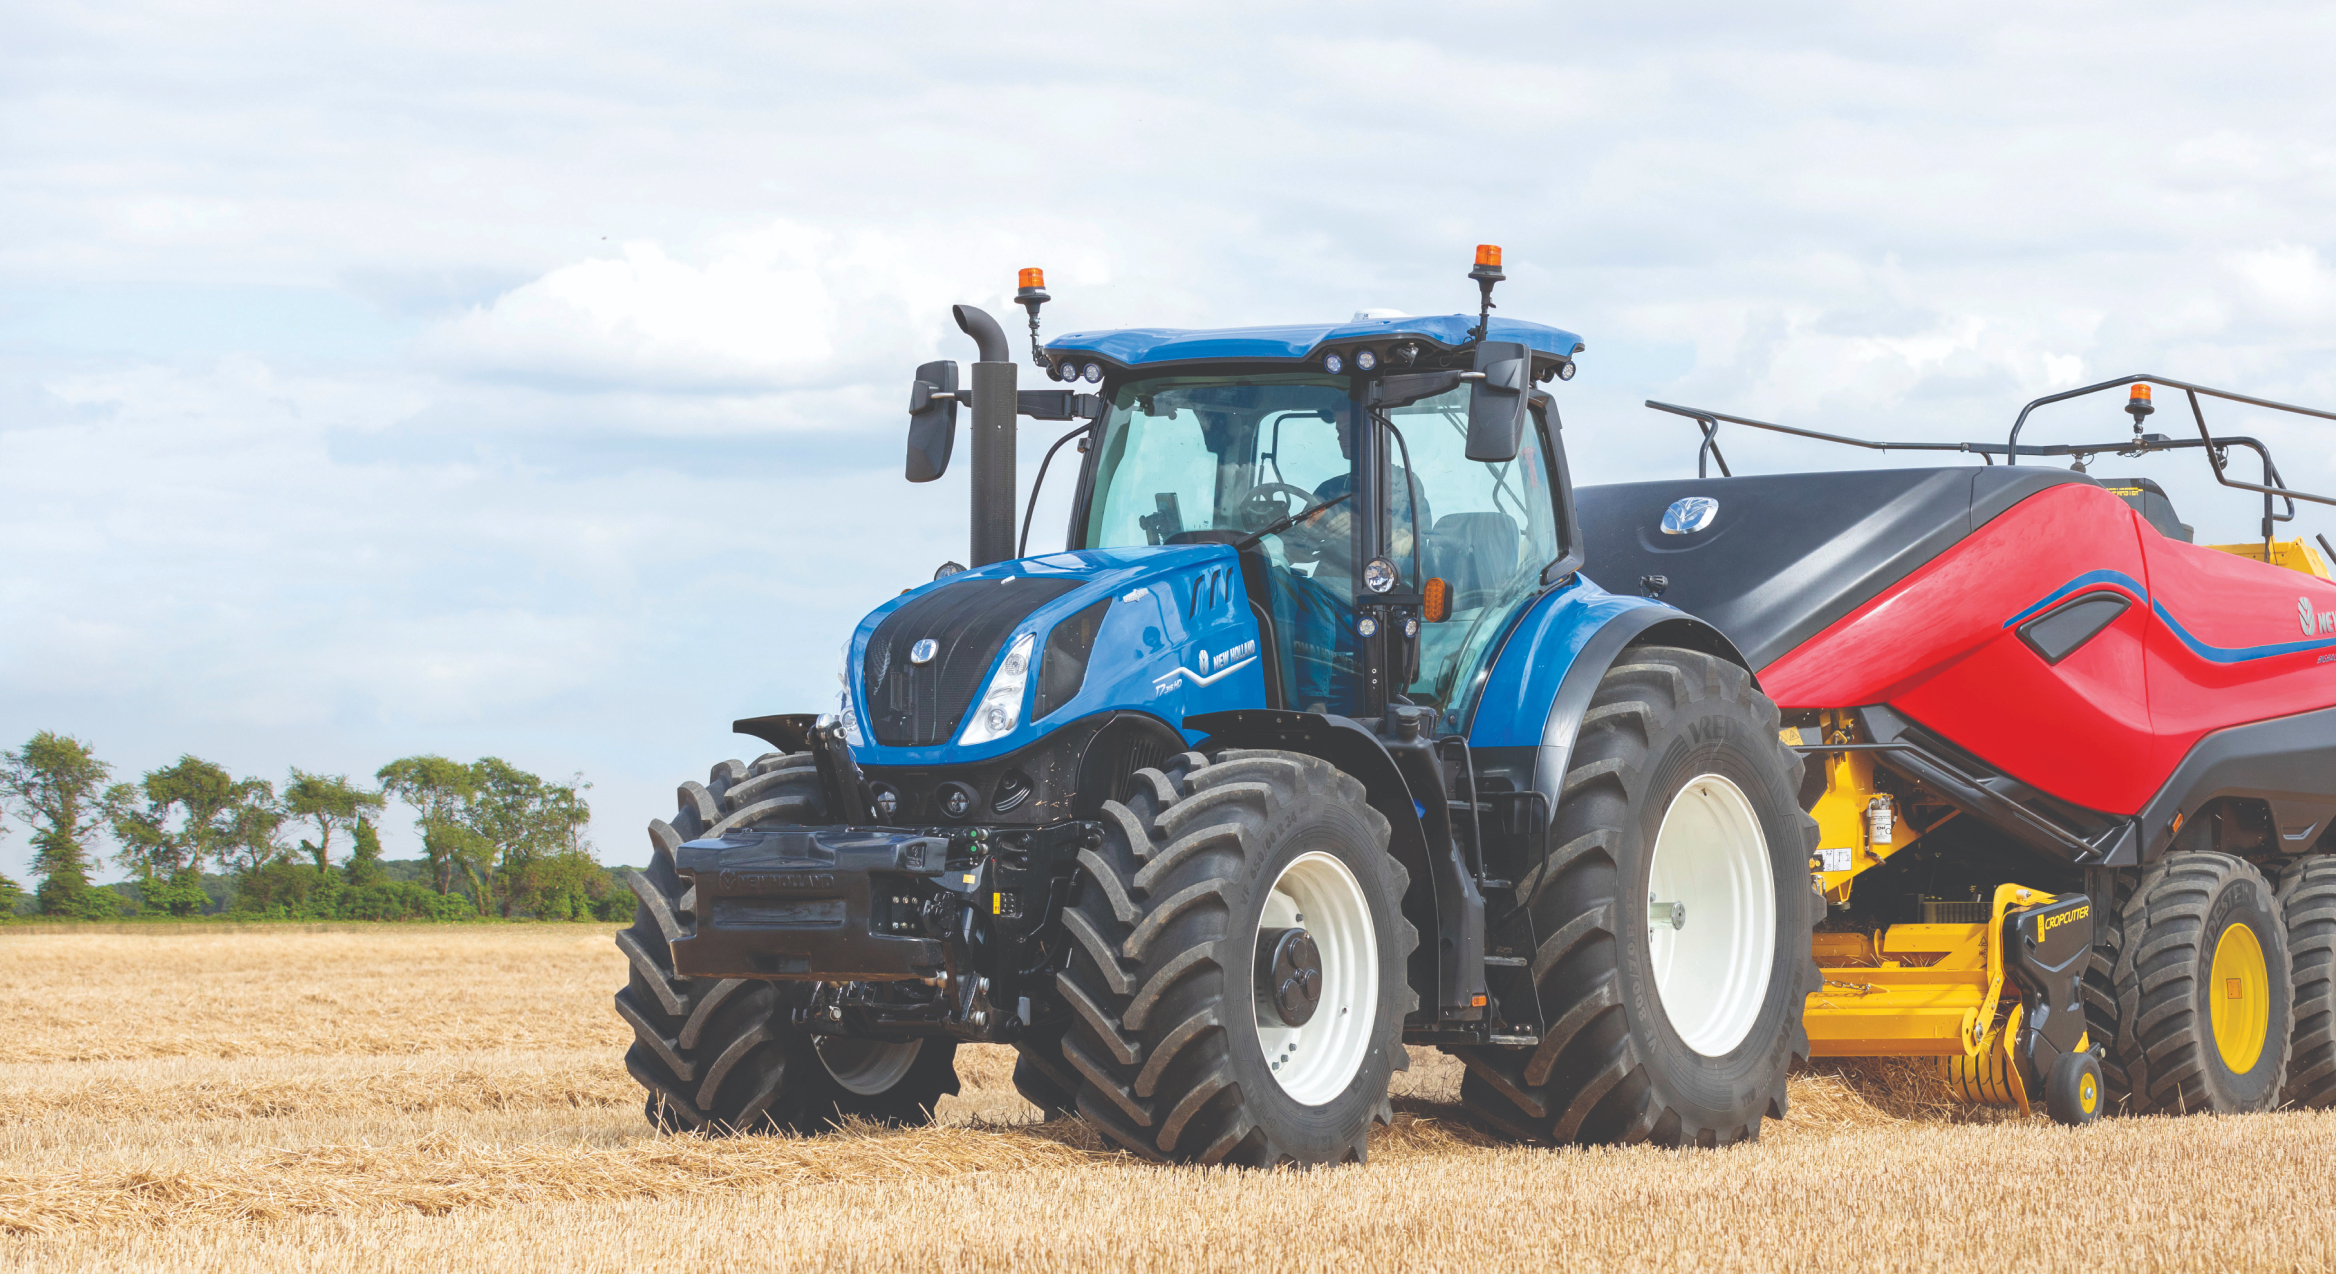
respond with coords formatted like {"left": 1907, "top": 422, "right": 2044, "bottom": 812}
{"left": 958, "top": 632, "right": 1036, "bottom": 746}
{"left": 837, "top": 646, "right": 865, "bottom": 747}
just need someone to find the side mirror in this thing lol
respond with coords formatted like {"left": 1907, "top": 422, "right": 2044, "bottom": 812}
{"left": 906, "top": 359, "right": 960, "bottom": 482}
{"left": 1466, "top": 341, "right": 1531, "bottom": 462}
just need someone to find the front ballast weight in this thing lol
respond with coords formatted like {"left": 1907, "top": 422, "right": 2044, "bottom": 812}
{"left": 673, "top": 814, "right": 1106, "bottom": 1041}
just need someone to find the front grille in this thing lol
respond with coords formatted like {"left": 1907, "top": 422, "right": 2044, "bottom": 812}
{"left": 863, "top": 576, "right": 1081, "bottom": 746}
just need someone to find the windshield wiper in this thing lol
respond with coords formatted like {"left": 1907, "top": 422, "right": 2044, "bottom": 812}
{"left": 1234, "top": 492, "right": 1350, "bottom": 551}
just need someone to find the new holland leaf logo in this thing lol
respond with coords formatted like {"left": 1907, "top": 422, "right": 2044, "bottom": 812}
{"left": 2303, "top": 597, "right": 2336, "bottom": 637}
{"left": 1151, "top": 638, "right": 1260, "bottom": 694}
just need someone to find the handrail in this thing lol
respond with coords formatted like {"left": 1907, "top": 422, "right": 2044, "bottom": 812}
{"left": 1646, "top": 376, "right": 2336, "bottom": 557}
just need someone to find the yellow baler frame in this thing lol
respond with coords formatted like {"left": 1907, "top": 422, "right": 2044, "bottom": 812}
{"left": 2204, "top": 536, "right": 2334, "bottom": 580}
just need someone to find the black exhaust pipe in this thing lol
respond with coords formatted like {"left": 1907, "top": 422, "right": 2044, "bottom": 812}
{"left": 954, "top": 305, "right": 1017, "bottom": 567}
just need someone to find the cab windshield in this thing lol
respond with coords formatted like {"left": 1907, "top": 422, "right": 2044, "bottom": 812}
{"left": 1081, "top": 371, "right": 1560, "bottom": 722}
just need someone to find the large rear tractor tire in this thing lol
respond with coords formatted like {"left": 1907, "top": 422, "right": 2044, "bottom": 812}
{"left": 1057, "top": 749, "right": 1416, "bottom": 1166}
{"left": 2277, "top": 854, "right": 2336, "bottom": 1108}
{"left": 615, "top": 750, "right": 960, "bottom": 1134}
{"left": 1452, "top": 647, "right": 1819, "bottom": 1147}
{"left": 2101, "top": 850, "right": 2291, "bottom": 1115}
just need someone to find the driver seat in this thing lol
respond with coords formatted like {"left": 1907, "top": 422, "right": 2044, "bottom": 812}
{"left": 1431, "top": 512, "right": 1521, "bottom": 609}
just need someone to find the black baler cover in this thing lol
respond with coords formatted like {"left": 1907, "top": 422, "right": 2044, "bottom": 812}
{"left": 1573, "top": 467, "right": 2088, "bottom": 670}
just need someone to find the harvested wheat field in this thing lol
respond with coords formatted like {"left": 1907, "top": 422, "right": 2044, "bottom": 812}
{"left": 2, "top": 926, "right": 2329, "bottom": 1271}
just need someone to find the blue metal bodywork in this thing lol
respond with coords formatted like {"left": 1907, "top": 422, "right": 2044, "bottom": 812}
{"left": 848, "top": 538, "right": 1674, "bottom": 778}
{"left": 845, "top": 544, "right": 1265, "bottom": 768}
{"left": 1046, "top": 315, "right": 1586, "bottom": 368}
{"left": 1464, "top": 576, "right": 1664, "bottom": 747}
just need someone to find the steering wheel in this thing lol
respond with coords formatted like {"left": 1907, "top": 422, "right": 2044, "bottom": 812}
{"left": 1232, "top": 482, "right": 1328, "bottom": 534}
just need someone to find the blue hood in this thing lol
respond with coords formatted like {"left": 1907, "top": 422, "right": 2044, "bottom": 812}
{"left": 843, "top": 545, "right": 1266, "bottom": 767}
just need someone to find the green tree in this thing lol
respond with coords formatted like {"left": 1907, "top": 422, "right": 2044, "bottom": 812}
{"left": 0, "top": 732, "right": 119, "bottom": 919}
{"left": 106, "top": 756, "right": 283, "bottom": 916}
{"left": 343, "top": 817, "right": 388, "bottom": 888}
{"left": 0, "top": 870, "right": 24, "bottom": 916}
{"left": 468, "top": 759, "right": 595, "bottom": 917}
{"left": 284, "top": 770, "right": 386, "bottom": 875}
{"left": 377, "top": 756, "right": 479, "bottom": 897}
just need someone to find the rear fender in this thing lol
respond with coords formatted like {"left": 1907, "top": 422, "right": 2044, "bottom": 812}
{"left": 1466, "top": 576, "right": 1753, "bottom": 806}
{"left": 2132, "top": 706, "right": 2336, "bottom": 861}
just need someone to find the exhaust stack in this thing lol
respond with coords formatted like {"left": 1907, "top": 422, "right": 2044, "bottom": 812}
{"left": 953, "top": 304, "right": 1017, "bottom": 567}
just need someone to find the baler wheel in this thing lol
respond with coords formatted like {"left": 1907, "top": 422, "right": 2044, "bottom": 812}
{"left": 1450, "top": 646, "right": 1819, "bottom": 1147}
{"left": 2277, "top": 853, "right": 2336, "bottom": 1108}
{"left": 615, "top": 751, "right": 960, "bottom": 1134}
{"left": 2044, "top": 1049, "right": 2105, "bottom": 1126}
{"left": 2101, "top": 850, "right": 2291, "bottom": 1115}
{"left": 1055, "top": 749, "right": 1417, "bottom": 1166}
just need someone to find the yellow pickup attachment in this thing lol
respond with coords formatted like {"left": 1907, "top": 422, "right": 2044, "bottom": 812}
{"left": 1804, "top": 884, "right": 2057, "bottom": 1066}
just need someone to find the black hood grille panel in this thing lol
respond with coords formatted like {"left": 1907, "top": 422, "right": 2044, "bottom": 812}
{"left": 863, "top": 576, "right": 1083, "bottom": 747}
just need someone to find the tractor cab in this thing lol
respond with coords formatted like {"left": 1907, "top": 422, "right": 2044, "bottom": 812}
{"left": 1050, "top": 315, "right": 1582, "bottom": 725}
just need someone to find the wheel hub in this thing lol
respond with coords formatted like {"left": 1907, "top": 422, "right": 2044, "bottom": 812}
{"left": 2208, "top": 920, "right": 2270, "bottom": 1074}
{"left": 1257, "top": 927, "right": 1324, "bottom": 1026}
{"left": 1644, "top": 773, "right": 1776, "bottom": 1057}
{"left": 1252, "top": 850, "right": 1377, "bottom": 1105}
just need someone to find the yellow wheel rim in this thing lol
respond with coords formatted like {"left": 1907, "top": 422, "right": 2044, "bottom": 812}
{"left": 2078, "top": 1069, "right": 2099, "bottom": 1115}
{"left": 2208, "top": 921, "right": 2270, "bottom": 1074}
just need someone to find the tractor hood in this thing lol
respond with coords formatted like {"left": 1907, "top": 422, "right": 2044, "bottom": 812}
{"left": 841, "top": 545, "right": 1265, "bottom": 767}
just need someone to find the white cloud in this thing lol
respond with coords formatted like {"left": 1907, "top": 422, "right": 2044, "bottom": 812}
{"left": 8, "top": 0, "right": 2336, "bottom": 883}
{"left": 421, "top": 229, "right": 842, "bottom": 391}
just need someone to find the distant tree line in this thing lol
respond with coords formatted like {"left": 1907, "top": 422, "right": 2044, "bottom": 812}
{"left": 0, "top": 731, "right": 633, "bottom": 922}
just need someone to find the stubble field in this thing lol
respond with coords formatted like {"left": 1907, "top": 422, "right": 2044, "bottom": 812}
{"left": 1, "top": 925, "right": 2330, "bottom": 1272}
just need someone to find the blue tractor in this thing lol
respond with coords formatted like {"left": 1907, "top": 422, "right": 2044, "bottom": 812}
{"left": 615, "top": 249, "right": 1819, "bottom": 1165}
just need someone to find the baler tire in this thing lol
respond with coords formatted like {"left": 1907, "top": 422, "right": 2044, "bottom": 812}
{"left": 2103, "top": 850, "right": 2291, "bottom": 1116}
{"left": 2277, "top": 854, "right": 2336, "bottom": 1108}
{"left": 1055, "top": 748, "right": 1416, "bottom": 1166}
{"left": 616, "top": 751, "right": 959, "bottom": 1135}
{"left": 2081, "top": 869, "right": 2139, "bottom": 1108}
{"left": 1449, "top": 646, "right": 1819, "bottom": 1147}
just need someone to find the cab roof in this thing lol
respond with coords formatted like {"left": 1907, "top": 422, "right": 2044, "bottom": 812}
{"left": 1044, "top": 314, "right": 1586, "bottom": 368}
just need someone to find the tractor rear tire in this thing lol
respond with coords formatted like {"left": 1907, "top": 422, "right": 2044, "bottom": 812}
{"left": 1451, "top": 647, "right": 1820, "bottom": 1147}
{"left": 1011, "top": 1033, "right": 1081, "bottom": 1118}
{"left": 2277, "top": 853, "right": 2336, "bottom": 1108}
{"left": 616, "top": 750, "right": 960, "bottom": 1134}
{"left": 1056, "top": 749, "right": 1416, "bottom": 1166}
{"left": 2102, "top": 850, "right": 2291, "bottom": 1116}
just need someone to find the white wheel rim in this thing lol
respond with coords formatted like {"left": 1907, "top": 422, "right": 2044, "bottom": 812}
{"left": 1645, "top": 773, "right": 1775, "bottom": 1056}
{"left": 1253, "top": 850, "right": 1377, "bottom": 1105}
{"left": 814, "top": 1036, "right": 923, "bottom": 1096}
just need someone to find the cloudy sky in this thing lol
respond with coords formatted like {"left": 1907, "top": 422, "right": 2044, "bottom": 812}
{"left": 6, "top": 1, "right": 2336, "bottom": 881}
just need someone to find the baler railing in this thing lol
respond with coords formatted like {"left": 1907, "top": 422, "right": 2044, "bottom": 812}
{"left": 1647, "top": 375, "right": 2336, "bottom": 557}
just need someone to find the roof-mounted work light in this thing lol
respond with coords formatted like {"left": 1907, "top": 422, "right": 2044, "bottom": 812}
{"left": 1017, "top": 267, "right": 1052, "bottom": 372}
{"left": 1467, "top": 244, "right": 1505, "bottom": 343}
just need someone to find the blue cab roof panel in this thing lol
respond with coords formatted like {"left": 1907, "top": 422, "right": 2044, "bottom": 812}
{"left": 1045, "top": 314, "right": 1586, "bottom": 367}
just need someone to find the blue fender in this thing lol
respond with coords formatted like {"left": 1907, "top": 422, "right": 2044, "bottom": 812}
{"left": 1466, "top": 575, "right": 1753, "bottom": 806}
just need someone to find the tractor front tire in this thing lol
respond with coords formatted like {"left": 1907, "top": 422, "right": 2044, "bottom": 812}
{"left": 1452, "top": 646, "right": 1819, "bottom": 1147}
{"left": 1057, "top": 749, "right": 1416, "bottom": 1166}
{"left": 2103, "top": 850, "right": 2292, "bottom": 1115}
{"left": 615, "top": 750, "right": 960, "bottom": 1134}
